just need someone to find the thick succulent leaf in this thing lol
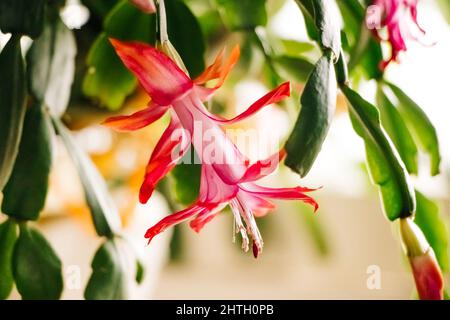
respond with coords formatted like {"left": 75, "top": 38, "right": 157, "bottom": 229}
{"left": 0, "top": 219, "right": 18, "bottom": 300}
{"left": 386, "top": 81, "right": 441, "bottom": 176}
{"left": 2, "top": 105, "right": 54, "bottom": 220}
{"left": 0, "top": 36, "right": 27, "bottom": 191}
{"left": 342, "top": 85, "right": 415, "bottom": 220}
{"left": 285, "top": 53, "right": 336, "bottom": 177}
{"left": 84, "top": 239, "right": 128, "bottom": 300}
{"left": 27, "top": 16, "right": 76, "bottom": 117}
{"left": 414, "top": 190, "right": 449, "bottom": 272}
{"left": 13, "top": 224, "right": 63, "bottom": 300}
{"left": 376, "top": 87, "right": 418, "bottom": 174}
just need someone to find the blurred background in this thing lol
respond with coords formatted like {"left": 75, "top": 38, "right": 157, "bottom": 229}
{"left": 1, "top": 0, "right": 449, "bottom": 299}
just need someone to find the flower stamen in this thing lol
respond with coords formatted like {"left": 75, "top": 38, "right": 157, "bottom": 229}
{"left": 236, "top": 197, "right": 264, "bottom": 258}
{"left": 231, "top": 199, "right": 250, "bottom": 252}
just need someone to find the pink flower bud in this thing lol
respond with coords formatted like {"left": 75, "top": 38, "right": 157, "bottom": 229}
{"left": 400, "top": 218, "right": 444, "bottom": 300}
{"left": 410, "top": 250, "right": 444, "bottom": 300}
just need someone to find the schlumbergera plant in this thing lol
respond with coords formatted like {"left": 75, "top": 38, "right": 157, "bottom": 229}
{"left": 0, "top": 0, "right": 448, "bottom": 300}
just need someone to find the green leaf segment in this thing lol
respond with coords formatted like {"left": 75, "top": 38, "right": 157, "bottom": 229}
{"left": 284, "top": 0, "right": 445, "bottom": 298}
{"left": 0, "top": 0, "right": 144, "bottom": 300}
{"left": 285, "top": 53, "right": 336, "bottom": 176}
{"left": 341, "top": 85, "right": 415, "bottom": 220}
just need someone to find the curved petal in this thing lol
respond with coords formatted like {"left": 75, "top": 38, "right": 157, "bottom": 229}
{"left": 145, "top": 166, "right": 235, "bottom": 240}
{"left": 186, "top": 165, "right": 237, "bottom": 232}
{"left": 189, "top": 203, "right": 227, "bottom": 233}
{"left": 198, "top": 164, "right": 238, "bottom": 204}
{"left": 139, "top": 114, "right": 191, "bottom": 204}
{"left": 242, "top": 184, "right": 319, "bottom": 211}
{"left": 110, "top": 39, "right": 193, "bottom": 105}
{"left": 383, "top": 0, "right": 400, "bottom": 25}
{"left": 145, "top": 203, "right": 207, "bottom": 243}
{"left": 189, "top": 213, "right": 217, "bottom": 233}
{"left": 194, "top": 82, "right": 291, "bottom": 125}
{"left": 240, "top": 149, "right": 286, "bottom": 182}
{"left": 239, "top": 192, "right": 276, "bottom": 217}
{"left": 409, "top": 2, "right": 426, "bottom": 34}
{"left": 194, "top": 45, "right": 240, "bottom": 88}
{"left": 102, "top": 103, "right": 168, "bottom": 132}
{"left": 193, "top": 48, "right": 225, "bottom": 85}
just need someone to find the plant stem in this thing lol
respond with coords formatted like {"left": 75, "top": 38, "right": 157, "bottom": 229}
{"left": 157, "top": 0, "right": 169, "bottom": 43}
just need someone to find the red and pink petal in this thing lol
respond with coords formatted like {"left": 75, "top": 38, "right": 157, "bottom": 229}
{"left": 110, "top": 39, "right": 193, "bottom": 106}
{"left": 194, "top": 45, "right": 240, "bottom": 89}
{"left": 189, "top": 202, "right": 227, "bottom": 233}
{"left": 240, "top": 149, "right": 286, "bottom": 182}
{"left": 145, "top": 204, "right": 207, "bottom": 243}
{"left": 239, "top": 191, "right": 276, "bottom": 217}
{"left": 194, "top": 82, "right": 291, "bottom": 125}
{"left": 103, "top": 103, "right": 168, "bottom": 132}
{"left": 242, "top": 184, "right": 318, "bottom": 211}
{"left": 139, "top": 114, "right": 191, "bottom": 203}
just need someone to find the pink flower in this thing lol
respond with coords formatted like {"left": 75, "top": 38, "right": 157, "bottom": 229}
{"left": 371, "top": 0, "right": 428, "bottom": 69}
{"left": 104, "top": 39, "right": 318, "bottom": 257}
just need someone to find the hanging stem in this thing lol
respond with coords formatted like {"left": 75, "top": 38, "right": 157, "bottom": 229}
{"left": 157, "top": 0, "right": 169, "bottom": 43}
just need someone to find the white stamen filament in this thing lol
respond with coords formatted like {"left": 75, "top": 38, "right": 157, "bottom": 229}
{"left": 232, "top": 216, "right": 236, "bottom": 243}
{"left": 235, "top": 197, "right": 264, "bottom": 256}
{"left": 230, "top": 200, "right": 250, "bottom": 252}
